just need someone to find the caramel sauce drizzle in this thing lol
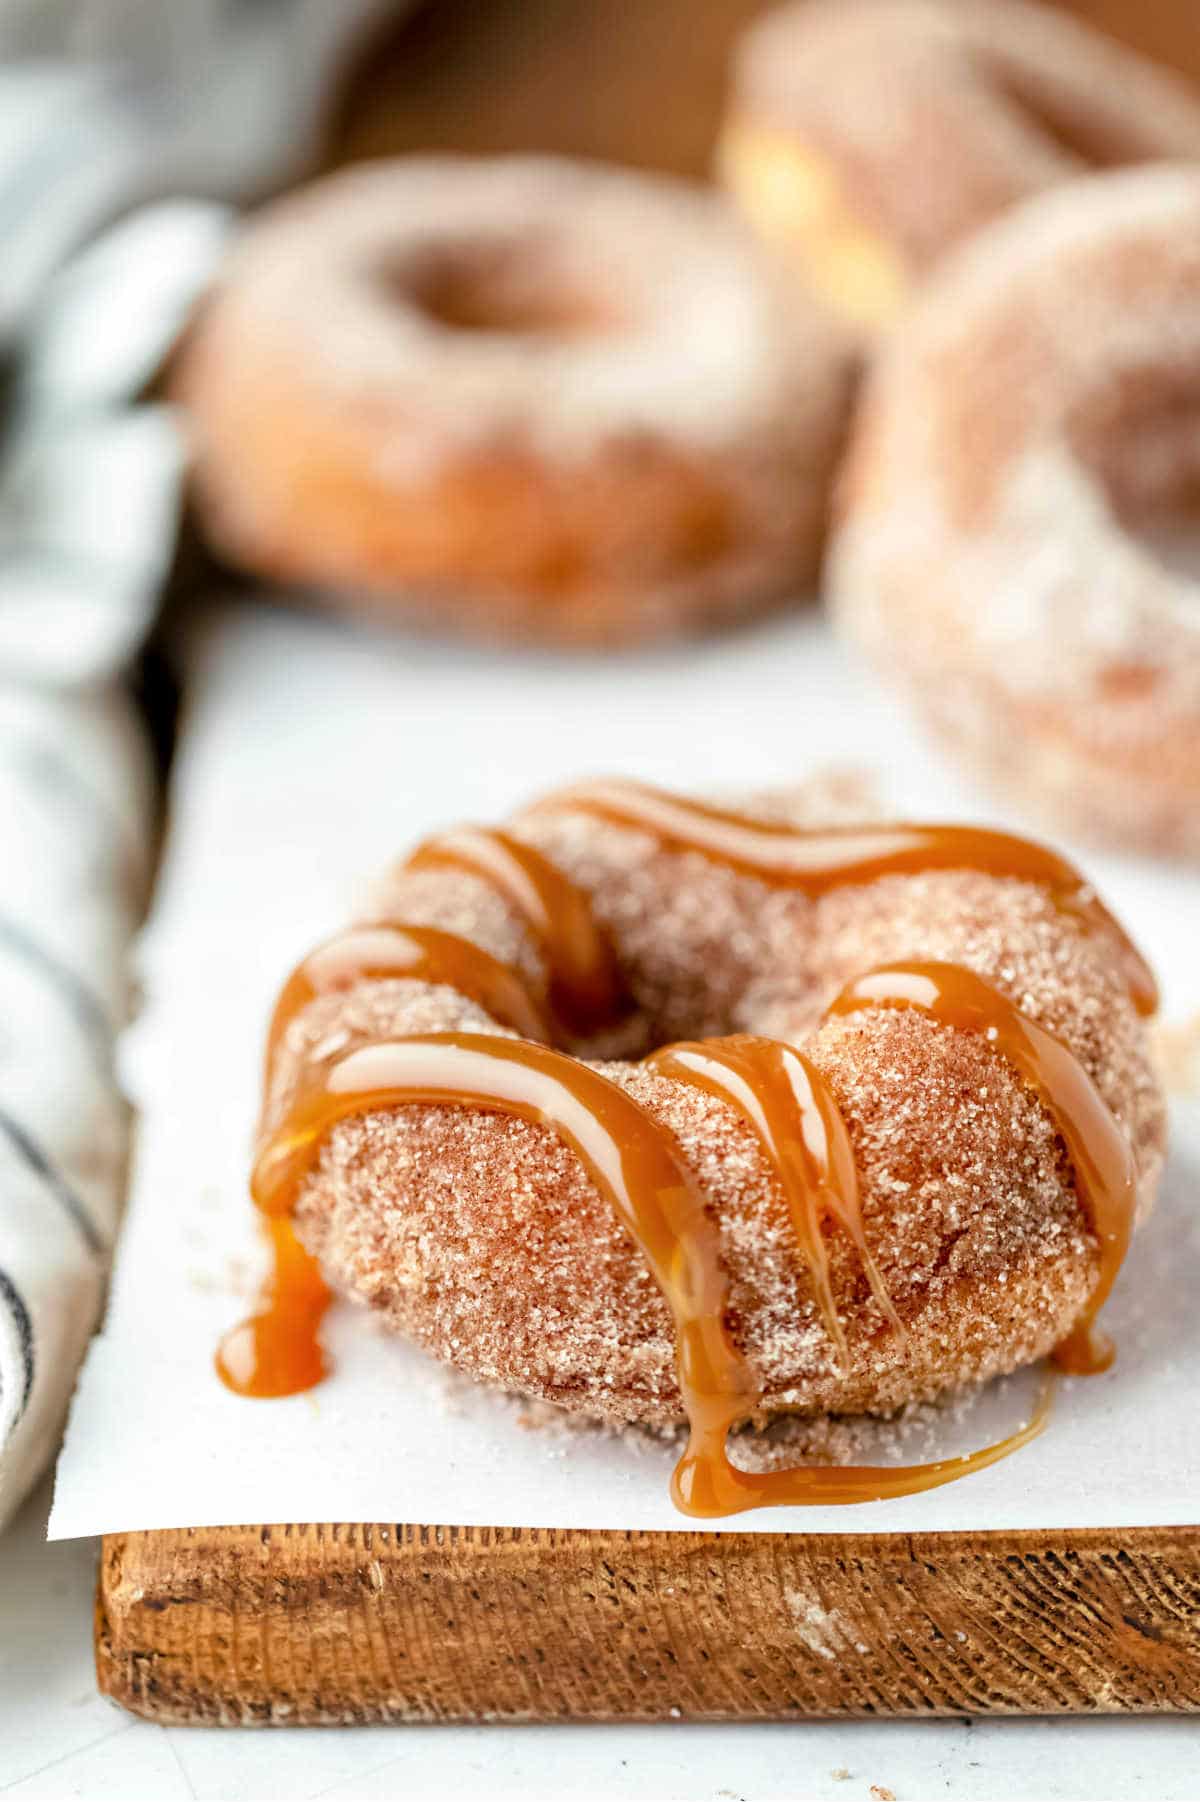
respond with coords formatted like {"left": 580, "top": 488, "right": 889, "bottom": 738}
{"left": 249, "top": 1030, "right": 1054, "bottom": 1516}
{"left": 536, "top": 780, "right": 1158, "bottom": 1018}
{"left": 405, "top": 826, "right": 626, "bottom": 1037}
{"left": 263, "top": 922, "right": 553, "bottom": 1084}
{"left": 224, "top": 782, "right": 1153, "bottom": 1512}
{"left": 644, "top": 1035, "right": 903, "bottom": 1365}
{"left": 215, "top": 1215, "right": 331, "bottom": 1400}
{"left": 827, "top": 962, "right": 1137, "bottom": 1377}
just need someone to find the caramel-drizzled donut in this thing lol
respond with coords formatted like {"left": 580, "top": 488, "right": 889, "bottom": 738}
{"left": 222, "top": 781, "right": 1165, "bottom": 1515}
{"left": 830, "top": 165, "right": 1200, "bottom": 858}
{"left": 719, "top": 0, "right": 1200, "bottom": 332}
{"left": 176, "top": 156, "right": 853, "bottom": 648}
{"left": 250, "top": 1022, "right": 1055, "bottom": 1516}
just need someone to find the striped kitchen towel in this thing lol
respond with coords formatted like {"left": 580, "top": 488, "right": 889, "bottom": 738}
{"left": 0, "top": 200, "right": 228, "bottom": 1529}
{"left": 0, "top": 0, "right": 404, "bottom": 1530}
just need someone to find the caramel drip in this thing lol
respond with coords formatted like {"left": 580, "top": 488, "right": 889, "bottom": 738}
{"left": 263, "top": 923, "right": 552, "bottom": 1088}
{"left": 215, "top": 1216, "right": 331, "bottom": 1399}
{"left": 405, "top": 827, "right": 626, "bottom": 1036}
{"left": 827, "top": 962, "right": 1138, "bottom": 1377}
{"left": 537, "top": 779, "right": 1158, "bottom": 1018}
{"left": 645, "top": 1035, "right": 903, "bottom": 1363}
{"left": 250, "top": 1029, "right": 1057, "bottom": 1516}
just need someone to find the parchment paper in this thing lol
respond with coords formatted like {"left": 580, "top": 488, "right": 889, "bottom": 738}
{"left": 49, "top": 601, "right": 1200, "bottom": 1537}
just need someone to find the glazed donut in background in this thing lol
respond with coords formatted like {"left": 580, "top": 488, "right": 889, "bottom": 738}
{"left": 718, "top": 0, "right": 1200, "bottom": 334}
{"left": 830, "top": 165, "right": 1200, "bottom": 861}
{"left": 250, "top": 780, "right": 1164, "bottom": 1458}
{"left": 176, "top": 156, "right": 853, "bottom": 649}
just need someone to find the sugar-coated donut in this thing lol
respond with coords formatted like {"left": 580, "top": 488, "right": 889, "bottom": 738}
{"left": 255, "top": 781, "right": 1164, "bottom": 1440}
{"left": 719, "top": 0, "right": 1200, "bottom": 332}
{"left": 176, "top": 156, "right": 853, "bottom": 648}
{"left": 831, "top": 165, "right": 1200, "bottom": 860}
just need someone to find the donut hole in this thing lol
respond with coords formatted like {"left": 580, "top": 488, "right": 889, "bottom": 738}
{"left": 1128, "top": 521, "right": 1200, "bottom": 587}
{"left": 1067, "top": 368, "right": 1200, "bottom": 583}
{"left": 395, "top": 241, "right": 626, "bottom": 340}
{"left": 986, "top": 62, "right": 1154, "bottom": 172}
{"left": 567, "top": 920, "right": 827, "bottom": 1065}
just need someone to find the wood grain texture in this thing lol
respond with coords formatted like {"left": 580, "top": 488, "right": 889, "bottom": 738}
{"left": 97, "top": 1525, "right": 1200, "bottom": 1724}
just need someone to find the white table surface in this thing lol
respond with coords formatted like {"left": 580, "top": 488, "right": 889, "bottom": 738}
{"left": 2, "top": 1474, "right": 1197, "bottom": 1802}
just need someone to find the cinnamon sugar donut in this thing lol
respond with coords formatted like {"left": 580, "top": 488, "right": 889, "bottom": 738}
{"left": 256, "top": 782, "right": 1164, "bottom": 1438}
{"left": 831, "top": 165, "right": 1200, "bottom": 859}
{"left": 176, "top": 156, "right": 852, "bottom": 647}
{"left": 719, "top": 0, "right": 1200, "bottom": 332}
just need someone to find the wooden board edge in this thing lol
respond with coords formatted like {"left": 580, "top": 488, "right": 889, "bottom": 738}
{"left": 95, "top": 1523, "right": 1200, "bottom": 1724}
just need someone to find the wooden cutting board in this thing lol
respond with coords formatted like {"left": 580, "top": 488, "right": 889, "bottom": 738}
{"left": 96, "top": 1523, "right": 1200, "bottom": 1723}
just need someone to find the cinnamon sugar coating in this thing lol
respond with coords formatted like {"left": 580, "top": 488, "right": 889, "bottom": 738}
{"left": 831, "top": 164, "right": 1200, "bottom": 858}
{"left": 264, "top": 787, "right": 1165, "bottom": 1427}
{"left": 176, "top": 156, "right": 853, "bottom": 648}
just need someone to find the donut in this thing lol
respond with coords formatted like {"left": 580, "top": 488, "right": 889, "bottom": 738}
{"left": 718, "top": 0, "right": 1200, "bottom": 333}
{"left": 830, "top": 165, "right": 1200, "bottom": 860}
{"left": 175, "top": 156, "right": 853, "bottom": 648}
{"left": 223, "top": 780, "right": 1165, "bottom": 1516}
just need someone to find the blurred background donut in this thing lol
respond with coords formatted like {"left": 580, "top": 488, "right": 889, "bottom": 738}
{"left": 829, "top": 165, "right": 1200, "bottom": 858}
{"left": 717, "top": 0, "right": 1200, "bottom": 333}
{"left": 176, "top": 155, "right": 853, "bottom": 647}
